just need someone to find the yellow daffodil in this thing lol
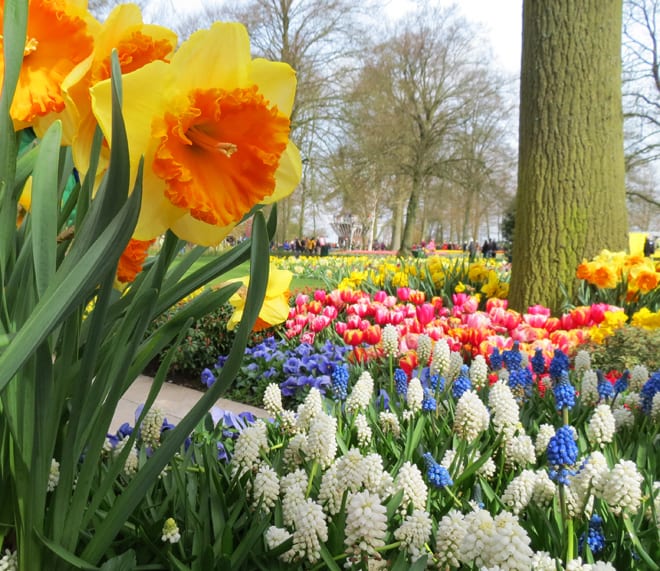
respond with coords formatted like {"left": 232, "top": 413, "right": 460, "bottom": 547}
{"left": 90, "top": 22, "right": 302, "bottom": 246}
{"left": 0, "top": 0, "right": 98, "bottom": 131}
{"left": 58, "top": 2, "right": 176, "bottom": 158}
{"left": 227, "top": 266, "right": 293, "bottom": 331}
{"left": 631, "top": 307, "right": 660, "bottom": 329}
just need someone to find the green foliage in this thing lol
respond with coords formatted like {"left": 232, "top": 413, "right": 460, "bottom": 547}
{"left": 583, "top": 325, "right": 660, "bottom": 372}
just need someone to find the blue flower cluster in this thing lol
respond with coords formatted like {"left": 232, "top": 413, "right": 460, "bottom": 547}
{"left": 331, "top": 364, "right": 349, "bottom": 401}
{"left": 549, "top": 349, "right": 570, "bottom": 380}
{"left": 509, "top": 367, "right": 534, "bottom": 397}
{"left": 553, "top": 371, "right": 576, "bottom": 411}
{"left": 423, "top": 452, "right": 453, "bottom": 488}
{"left": 452, "top": 365, "right": 471, "bottom": 399}
{"left": 394, "top": 367, "right": 408, "bottom": 397}
{"left": 209, "top": 337, "right": 350, "bottom": 400}
{"left": 422, "top": 390, "right": 437, "bottom": 412}
{"left": 531, "top": 347, "right": 546, "bottom": 375}
{"left": 579, "top": 514, "right": 606, "bottom": 555}
{"left": 641, "top": 371, "right": 660, "bottom": 415}
{"left": 596, "top": 370, "right": 614, "bottom": 401}
{"left": 489, "top": 347, "right": 503, "bottom": 371}
{"left": 613, "top": 370, "right": 629, "bottom": 395}
{"left": 502, "top": 341, "right": 522, "bottom": 370}
{"left": 547, "top": 425, "right": 579, "bottom": 484}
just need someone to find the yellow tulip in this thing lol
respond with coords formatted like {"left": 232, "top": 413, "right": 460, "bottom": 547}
{"left": 90, "top": 22, "right": 302, "bottom": 246}
{"left": 227, "top": 266, "right": 293, "bottom": 331}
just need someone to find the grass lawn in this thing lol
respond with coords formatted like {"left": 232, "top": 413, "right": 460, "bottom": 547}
{"left": 176, "top": 252, "right": 324, "bottom": 291}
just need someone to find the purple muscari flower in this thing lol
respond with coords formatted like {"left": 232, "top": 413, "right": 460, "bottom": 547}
{"left": 423, "top": 452, "right": 453, "bottom": 488}
{"left": 217, "top": 442, "right": 229, "bottom": 462}
{"left": 549, "top": 349, "right": 570, "bottom": 380}
{"left": 394, "top": 368, "right": 408, "bottom": 397}
{"left": 596, "top": 370, "right": 614, "bottom": 401}
{"left": 553, "top": 371, "right": 576, "bottom": 411}
{"left": 452, "top": 366, "right": 471, "bottom": 400}
{"left": 376, "top": 388, "right": 391, "bottom": 411}
{"left": 331, "top": 365, "right": 349, "bottom": 401}
{"left": 641, "top": 371, "right": 660, "bottom": 414}
{"left": 531, "top": 348, "right": 546, "bottom": 375}
{"left": 547, "top": 425, "right": 578, "bottom": 484}
{"left": 201, "top": 367, "right": 216, "bottom": 388}
{"left": 490, "top": 347, "right": 503, "bottom": 371}
{"left": 502, "top": 341, "right": 522, "bottom": 370}
{"left": 422, "top": 391, "right": 437, "bottom": 412}
{"left": 579, "top": 514, "right": 606, "bottom": 556}
{"left": 116, "top": 422, "right": 133, "bottom": 439}
{"left": 614, "top": 370, "right": 629, "bottom": 395}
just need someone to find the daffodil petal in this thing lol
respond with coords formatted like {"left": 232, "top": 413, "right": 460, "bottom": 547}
{"left": 262, "top": 141, "right": 302, "bottom": 204}
{"left": 133, "top": 168, "right": 181, "bottom": 240}
{"left": 250, "top": 58, "right": 297, "bottom": 116}
{"left": 172, "top": 22, "right": 251, "bottom": 90}
{"left": 169, "top": 214, "right": 237, "bottom": 247}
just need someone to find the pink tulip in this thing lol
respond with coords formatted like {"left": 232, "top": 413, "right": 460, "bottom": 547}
{"left": 314, "top": 289, "right": 327, "bottom": 303}
{"left": 295, "top": 293, "right": 309, "bottom": 306}
{"left": 416, "top": 303, "right": 435, "bottom": 326}
{"left": 397, "top": 287, "right": 411, "bottom": 301}
{"left": 373, "top": 290, "right": 387, "bottom": 303}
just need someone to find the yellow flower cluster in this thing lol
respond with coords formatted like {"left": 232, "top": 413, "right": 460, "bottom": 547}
{"left": 577, "top": 250, "right": 659, "bottom": 296}
{"left": 6, "top": 1, "right": 301, "bottom": 250}
{"left": 588, "top": 310, "right": 629, "bottom": 344}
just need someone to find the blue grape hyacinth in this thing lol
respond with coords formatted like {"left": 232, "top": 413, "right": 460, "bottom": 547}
{"left": 423, "top": 452, "right": 453, "bottom": 488}
{"left": 553, "top": 371, "right": 576, "bottom": 411}
{"left": 547, "top": 425, "right": 578, "bottom": 484}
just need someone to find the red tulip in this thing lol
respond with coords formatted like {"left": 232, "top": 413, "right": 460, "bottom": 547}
{"left": 344, "top": 328, "right": 364, "bottom": 346}
{"left": 364, "top": 324, "right": 382, "bottom": 345}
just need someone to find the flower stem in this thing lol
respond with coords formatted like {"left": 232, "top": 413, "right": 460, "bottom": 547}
{"left": 306, "top": 461, "right": 318, "bottom": 498}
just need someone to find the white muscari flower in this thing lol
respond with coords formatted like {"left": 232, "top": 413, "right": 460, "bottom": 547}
{"left": 434, "top": 509, "right": 466, "bottom": 568}
{"left": 470, "top": 354, "right": 489, "bottom": 388}
{"left": 566, "top": 452, "right": 608, "bottom": 518}
{"left": 629, "top": 364, "right": 649, "bottom": 391}
{"left": 344, "top": 490, "right": 388, "bottom": 565}
{"left": 566, "top": 558, "right": 616, "bottom": 571}
{"left": 140, "top": 407, "right": 164, "bottom": 449}
{"left": 346, "top": 371, "right": 374, "bottom": 415}
{"left": 430, "top": 338, "right": 450, "bottom": 376}
{"left": 48, "top": 458, "right": 60, "bottom": 493}
{"left": 381, "top": 323, "right": 399, "bottom": 357}
{"left": 281, "top": 469, "right": 307, "bottom": 527}
{"left": 336, "top": 448, "right": 366, "bottom": 492}
{"left": 652, "top": 393, "right": 660, "bottom": 421}
{"left": 394, "top": 509, "right": 432, "bottom": 561}
{"left": 252, "top": 464, "right": 280, "bottom": 512}
{"left": 265, "top": 526, "right": 291, "bottom": 550}
{"left": 283, "top": 432, "right": 307, "bottom": 468}
{"left": 478, "top": 456, "right": 497, "bottom": 480}
{"left": 318, "top": 463, "right": 344, "bottom": 516}
{"left": 531, "top": 551, "right": 558, "bottom": 571}
{"left": 378, "top": 411, "right": 401, "bottom": 437}
{"left": 488, "top": 511, "right": 534, "bottom": 570}
{"left": 441, "top": 448, "right": 457, "bottom": 471}
{"left": 586, "top": 404, "right": 616, "bottom": 447}
{"left": 504, "top": 428, "right": 536, "bottom": 469}
{"left": 114, "top": 439, "right": 139, "bottom": 476}
{"left": 231, "top": 419, "right": 268, "bottom": 477}
{"left": 406, "top": 377, "right": 424, "bottom": 413}
{"left": 574, "top": 350, "right": 591, "bottom": 374}
{"left": 623, "top": 392, "right": 641, "bottom": 410}
{"left": 282, "top": 498, "right": 328, "bottom": 565}
{"left": 531, "top": 470, "right": 556, "bottom": 508}
{"left": 447, "top": 350, "right": 464, "bottom": 382}
{"left": 501, "top": 470, "right": 536, "bottom": 515}
{"left": 416, "top": 333, "right": 432, "bottom": 366}
{"left": 488, "top": 381, "right": 520, "bottom": 433}
{"left": 354, "top": 413, "right": 372, "bottom": 448}
{"left": 601, "top": 459, "right": 644, "bottom": 515}
{"left": 0, "top": 549, "right": 17, "bottom": 571}
{"left": 580, "top": 370, "right": 600, "bottom": 406}
{"left": 401, "top": 409, "right": 414, "bottom": 422}
{"left": 361, "top": 453, "right": 392, "bottom": 498}
{"left": 161, "top": 517, "right": 181, "bottom": 544}
{"left": 263, "top": 383, "right": 284, "bottom": 416}
{"left": 278, "top": 409, "right": 298, "bottom": 434}
{"left": 454, "top": 389, "right": 490, "bottom": 440}
{"left": 458, "top": 508, "right": 494, "bottom": 567}
{"left": 535, "top": 423, "right": 556, "bottom": 457}
{"left": 498, "top": 368, "right": 510, "bottom": 384}
{"left": 612, "top": 404, "right": 634, "bottom": 430}
{"left": 296, "top": 388, "right": 323, "bottom": 431}
{"left": 395, "top": 461, "right": 427, "bottom": 512}
{"left": 304, "top": 411, "right": 337, "bottom": 468}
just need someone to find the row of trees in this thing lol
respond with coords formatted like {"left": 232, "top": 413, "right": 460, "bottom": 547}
{"left": 88, "top": 0, "right": 660, "bottom": 311}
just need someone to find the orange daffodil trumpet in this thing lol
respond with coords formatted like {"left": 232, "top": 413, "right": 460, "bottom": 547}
{"left": 0, "top": 0, "right": 98, "bottom": 131}
{"left": 90, "top": 22, "right": 302, "bottom": 246}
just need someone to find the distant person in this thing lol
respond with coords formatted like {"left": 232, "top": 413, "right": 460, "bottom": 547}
{"left": 644, "top": 236, "right": 656, "bottom": 257}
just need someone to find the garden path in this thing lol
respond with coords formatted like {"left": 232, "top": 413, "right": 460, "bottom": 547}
{"left": 111, "top": 375, "right": 267, "bottom": 432}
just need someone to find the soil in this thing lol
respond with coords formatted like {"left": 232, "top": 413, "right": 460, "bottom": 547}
{"left": 142, "top": 361, "right": 205, "bottom": 393}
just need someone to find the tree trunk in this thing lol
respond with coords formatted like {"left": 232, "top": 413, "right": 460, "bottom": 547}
{"left": 509, "top": 0, "right": 629, "bottom": 313}
{"left": 399, "top": 172, "right": 422, "bottom": 255}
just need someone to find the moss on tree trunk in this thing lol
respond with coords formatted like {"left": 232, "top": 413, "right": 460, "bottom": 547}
{"left": 509, "top": 0, "right": 629, "bottom": 314}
